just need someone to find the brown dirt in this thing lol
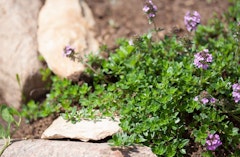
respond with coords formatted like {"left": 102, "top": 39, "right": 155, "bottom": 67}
{"left": 12, "top": 0, "right": 231, "bottom": 156}
{"left": 86, "top": 0, "right": 230, "bottom": 49}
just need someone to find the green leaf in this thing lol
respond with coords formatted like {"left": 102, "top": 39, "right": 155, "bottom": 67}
{"left": 0, "top": 125, "right": 6, "bottom": 139}
{"left": 153, "top": 143, "right": 167, "bottom": 155}
{"left": 231, "top": 127, "right": 239, "bottom": 136}
{"left": 166, "top": 145, "right": 177, "bottom": 157}
{"left": 2, "top": 108, "right": 14, "bottom": 123}
{"left": 180, "top": 149, "right": 187, "bottom": 154}
{"left": 179, "top": 139, "right": 189, "bottom": 148}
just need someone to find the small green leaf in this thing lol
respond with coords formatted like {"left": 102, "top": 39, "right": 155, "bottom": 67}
{"left": 166, "top": 145, "right": 177, "bottom": 157}
{"left": 179, "top": 139, "right": 189, "bottom": 148}
{"left": 231, "top": 127, "right": 239, "bottom": 136}
{"left": 180, "top": 149, "right": 187, "bottom": 154}
{"left": 2, "top": 108, "right": 14, "bottom": 123}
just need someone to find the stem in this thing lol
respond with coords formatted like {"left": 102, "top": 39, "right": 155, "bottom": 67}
{"left": 153, "top": 20, "right": 157, "bottom": 32}
{"left": 11, "top": 117, "right": 21, "bottom": 137}
{"left": 199, "top": 69, "right": 203, "bottom": 86}
{"left": 0, "top": 137, "right": 11, "bottom": 156}
{"left": 84, "top": 62, "right": 99, "bottom": 75}
{"left": 78, "top": 56, "right": 111, "bottom": 83}
{"left": 152, "top": 20, "right": 160, "bottom": 41}
{"left": 77, "top": 56, "right": 100, "bottom": 75}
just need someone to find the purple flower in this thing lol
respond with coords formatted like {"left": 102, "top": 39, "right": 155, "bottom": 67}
{"left": 210, "top": 98, "right": 216, "bottom": 103}
{"left": 194, "top": 49, "right": 213, "bottom": 70}
{"left": 63, "top": 45, "right": 75, "bottom": 57}
{"left": 232, "top": 83, "right": 240, "bottom": 91}
{"left": 201, "top": 98, "right": 209, "bottom": 104}
{"left": 194, "top": 96, "right": 199, "bottom": 101}
{"left": 143, "top": 0, "right": 157, "bottom": 23}
{"left": 206, "top": 134, "right": 222, "bottom": 151}
{"left": 232, "top": 83, "right": 240, "bottom": 103}
{"left": 148, "top": 13, "right": 156, "bottom": 18}
{"left": 128, "top": 39, "right": 134, "bottom": 46}
{"left": 184, "top": 11, "right": 201, "bottom": 32}
{"left": 153, "top": 5, "right": 157, "bottom": 12}
{"left": 143, "top": 5, "right": 150, "bottom": 12}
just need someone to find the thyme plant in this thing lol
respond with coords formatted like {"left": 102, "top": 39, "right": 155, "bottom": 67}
{"left": 22, "top": 0, "right": 240, "bottom": 156}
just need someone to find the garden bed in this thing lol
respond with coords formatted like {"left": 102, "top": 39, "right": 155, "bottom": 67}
{"left": 8, "top": 0, "right": 240, "bottom": 157}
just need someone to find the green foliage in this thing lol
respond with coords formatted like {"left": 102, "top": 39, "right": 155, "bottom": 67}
{"left": 0, "top": 104, "right": 21, "bottom": 155}
{"left": 40, "top": 67, "right": 52, "bottom": 82}
{"left": 0, "top": 105, "right": 21, "bottom": 139}
{"left": 21, "top": 1, "right": 240, "bottom": 156}
{"left": 21, "top": 75, "right": 88, "bottom": 122}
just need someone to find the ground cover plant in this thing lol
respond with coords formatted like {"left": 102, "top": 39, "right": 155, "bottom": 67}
{"left": 12, "top": 0, "right": 240, "bottom": 156}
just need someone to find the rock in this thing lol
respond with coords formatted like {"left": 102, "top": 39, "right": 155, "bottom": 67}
{"left": 0, "top": 139, "right": 5, "bottom": 151}
{"left": 0, "top": 0, "right": 45, "bottom": 109}
{"left": 1, "top": 139, "right": 157, "bottom": 157}
{"left": 41, "top": 116, "right": 121, "bottom": 142}
{"left": 37, "top": 0, "right": 99, "bottom": 78}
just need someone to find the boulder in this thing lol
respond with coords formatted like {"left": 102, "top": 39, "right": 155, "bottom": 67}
{"left": 1, "top": 139, "right": 157, "bottom": 157}
{"left": 37, "top": 0, "right": 99, "bottom": 78}
{"left": 0, "top": 0, "right": 45, "bottom": 109}
{"left": 0, "top": 139, "right": 5, "bottom": 151}
{"left": 41, "top": 116, "right": 121, "bottom": 142}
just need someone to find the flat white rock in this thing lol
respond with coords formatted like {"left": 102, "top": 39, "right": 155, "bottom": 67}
{"left": 1, "top": 139, "right": 157, "bottom": 157}
{"left": 41, "top": 116, "right": 121, "bottom": 141}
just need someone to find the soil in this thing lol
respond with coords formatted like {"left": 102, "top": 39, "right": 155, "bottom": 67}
{"left": 86, "top": 0, "right": 230, "bottom": 49}
{"left": 12, "top": 0, "right": 231, "bottom": 156}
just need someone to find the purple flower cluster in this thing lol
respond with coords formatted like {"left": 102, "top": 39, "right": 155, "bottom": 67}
{"left": 194, "top": 91, "right": 217, "bottom": 105}
{"left": 206, "top": 134, "right": 222, "bottom": 151}
{"left": 184, "top": 11, "right": 201, "bottom": 32}
{"left": 232, "top": 83, "right": 240, "bottom": 103}
{"left": 143, "top": 0, "right": 157, "bottom": 23}
{"left": 63, "top": 45, "right": 75, "bottom": 57}
{"left": 194, "top": 96, "right": 216, "bottom": 105}
{"left": 194, "top": 49, "right": 213, "bottom": 69}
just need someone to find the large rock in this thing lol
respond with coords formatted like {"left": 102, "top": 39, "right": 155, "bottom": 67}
{"left": 37, "top": 0, "right": 99, "bottom": 78}
{"left": 0, "top": 139, "right": 5, "bottom": 151}
{"left": 1, "top": 139, "right": 157, "bottom": 157}
{"left": 0, "top": 0, "right": 45, "bottom": 109}
{"left": 41, "top": 116, "right": 121, "bottom": 142}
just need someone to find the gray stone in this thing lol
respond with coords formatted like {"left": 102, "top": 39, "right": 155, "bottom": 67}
{"left": 0, "top": 139, "right": 5, "bottom": 151}
{"left": 41, "top": 116, "right": 121, "bottom": 142}
{"left": 0, "top": 0, "right": 45, "bottom": 109}
{"left": 1, "top": 139, "right": 157, "bottom": 157}
{"left": 37, "top": 0, "right": 99, "bottom": 78}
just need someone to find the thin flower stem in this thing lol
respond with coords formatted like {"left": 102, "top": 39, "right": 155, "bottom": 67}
{"left": 152, "top": 20, "right": 160, "bottom": 41}
{"left": 77, "top": 56, "right": 112, "bottom": 83}
{"left": 76, "top": 56, "right": 100, "bottom": 75}
{"left": 199, "top": 69, "right": 203, "bottom": 86}
{"left": 84, "top": 62, "right": 99, "bottom": 75}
